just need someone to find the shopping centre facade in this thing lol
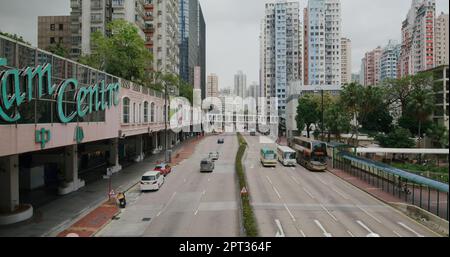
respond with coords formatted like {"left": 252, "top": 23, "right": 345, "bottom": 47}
{"left": 0, "top": 35, "right": 189, "bottom": 224}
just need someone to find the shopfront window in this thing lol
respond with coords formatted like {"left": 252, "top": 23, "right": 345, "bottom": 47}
{"left": 151, "top": 102, "right": 155, "bottom": 123}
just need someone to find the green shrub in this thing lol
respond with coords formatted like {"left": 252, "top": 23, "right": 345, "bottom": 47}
{"left": 236, "top": 133, "right": 259, "bottom": 237}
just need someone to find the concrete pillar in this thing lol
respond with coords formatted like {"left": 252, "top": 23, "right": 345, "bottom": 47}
{"left": 134, "top": 135, "right": 144, "bottom": 162}
{"left": 107, "top": 138, "right": 122, "bottom": 175}
{"left": 0, "top": 155, "right": 19, "bottom": 213}
{"left": 58, "top": 145, "right": 85, "bottom": 195}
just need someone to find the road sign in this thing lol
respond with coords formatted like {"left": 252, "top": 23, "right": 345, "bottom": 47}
{"left": 241, "top": 187, "right": 248, "bottom": 195}
{"left": 109, "top": 190, "right": 116, "bottom": 197}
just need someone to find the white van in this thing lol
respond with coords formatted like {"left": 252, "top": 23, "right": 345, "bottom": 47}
{"left": 140, "top": 171, "right": 165, "bottom": 191}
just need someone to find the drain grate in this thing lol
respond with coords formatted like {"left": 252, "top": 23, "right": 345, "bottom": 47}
{"left": 142, "top": 218, "right": 151, "bottom": 222}
{"left": 112, "top": 216, "right": 121, "bottom": 220}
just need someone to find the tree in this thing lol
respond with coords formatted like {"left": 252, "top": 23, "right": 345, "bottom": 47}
{"left": 296, "top": 94, "right": 320, "bottom": 138}
{"left": 360, "top": 103, "right": 393, "bottom": 134}
{"left": 79, "top": 19, "right": 153, "bottom": 85}
{"left": 383, "top": 76, "right": 413, "bottom": 113}
{"left": 324, "top": 102, "right": 351, "bottom": 142}
{"left": 406, "top": 85, "right": 435, "bottom": 147}
{"left": 46, "top": 42, "right": 69, "bottom": 58}
{"left": 0, "top": 31, "right": 31, "bottom": 45}
{"left": 339, "top": 82, "right": 364, "bottom": 144}
{"left": 375, "top": 127, "right": 415, "bottom": 148}
{"left": 427, "top": 123, "right": 449, "bottom": 148}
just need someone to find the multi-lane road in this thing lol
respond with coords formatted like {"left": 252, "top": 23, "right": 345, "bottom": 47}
{"left": 97, "top": 134, "right": 240, "bottom": 237}
{"left": 243, "top": 133, "right": 439, "bottom": 237}
{"left": 97, "top": 132, "right": 440, "bottom": 237}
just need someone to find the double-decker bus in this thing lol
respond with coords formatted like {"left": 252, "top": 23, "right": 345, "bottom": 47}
{"left": 290, "top": 137, "right": 328, "bottom": 171}
{"left": 260, "top": 147, "right": 277, "bottom": 167}
{"left": 277, "top": 145, "right": 297, "bottom": 167}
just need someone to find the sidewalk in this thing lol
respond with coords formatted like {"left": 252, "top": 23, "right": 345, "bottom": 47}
{"left": 0, "top": 136, "right": 203, "bottom": 237}
{"left": 328, "top": 167, "right": 405, "bottom": 204}
{"left": 55, "top": 135, "right": 205, "bottom": 237}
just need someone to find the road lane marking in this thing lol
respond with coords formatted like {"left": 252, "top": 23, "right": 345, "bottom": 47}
{"left": 320, "top": 204, "right": 338, "bottom": 222}
{"left": 275, "top": 219, "right": 285, "bottom": 237}
{"left": 314, "top": 220, "right": 332, "bottom": 237}
{"left": 316, "top": 176, "right": 329, "bottom": 186}
{"left": 303, "top": 188, "right": 315, "bottom": 199}
{"left": 347, "top": 230, "right": 355, "bottom": 237}
{"left": 398, "top": 222, "right": 424, "bottom": 237}
{"left": 266, "top": 176, "right": 273, "bottom": 185}
{"left": 291, "top": 176, "right": 300, "bottom": 185}
{"left": 357, "top": 206, "right": 382, "bottom": 224}
{"left": 273, "top": 187, "right": 282, "bottom": 200}
{"left": 356, "top": 220, "right": 380, "bottom": 237}
{"left": 208, "top": 178, "right": 210, "bottom": 182}
{"left": 202, "top": 190, "right": 206, "bottom": 196}
{"left": 284, "top": 204, "right": 296, "bottom": 222}
{"left": 393, "top": 230, "right": 402, "bottom": 237}
{"left": 157, "top": 191, "right": 177, "bottom": 217}
{"left": 194, "top": 207, "right": 199, "bottom": 216}
{"left": 300, "top": 230, "right": 306, "bottom": 237}
{"left": 331, "top": 187, "right": 350, "bottom": 200}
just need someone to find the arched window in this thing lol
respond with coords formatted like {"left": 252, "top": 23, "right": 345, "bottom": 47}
{"left": 139, "top": 103, "right": 142, "bottom": 123}
{"left": 144, "top": 101, "right": 149, "bottom": 123}
{"left": 123, "top": 97, "right": 130, "bottom": 124}
{"left": 133, "top": 103, "right": 136, "bottom": 123}
{"left": 151, "top": 102, "right": 155, "bottom": 123}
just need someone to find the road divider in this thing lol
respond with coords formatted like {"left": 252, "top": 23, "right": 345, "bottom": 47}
{"left": 236, "top": 133, "right": 259, "bottom": 237}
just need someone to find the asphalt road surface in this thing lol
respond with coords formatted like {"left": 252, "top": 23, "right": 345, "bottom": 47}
{"left": 243, "top": 133, "right": 440, "bottom": 237}
{"left": 97, "top": 134, "right": 240, "bottom": 237}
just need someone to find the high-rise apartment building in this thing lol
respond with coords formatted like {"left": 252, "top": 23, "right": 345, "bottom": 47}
{"left": 247, "top": 82, "right": 260, "bottom": 99}
{"left": 153, "top": 0, "right": 180, "bottom": 74}
{"left": 179, "top": 0, "right": 206, "bottom": 95}
{"left": 399, "top": 0, "right": 436, "bottom": 77}
{"left": 70, "top": 0, "right": 146, "bottom": 59}
{"left": 234, "top": 71, "right": 247, "bottom": 98}
{"left": 380, "top": 40, "right": 401, "bottom": 81}
{"left": 363, "top": 46, "right": 382, "bottom": 86}
{"left": 435, "top": 12, "right": 449, "bottom": 66}
{"left": 261, "top": 1, "right": 303, "bottom": 117}
{"left": 341, "top": 37, "right": 351, "bottom": 85}
{"left": 207, "top": 73, "right": 219, "bottom": 98}
{"left": 306, "top": 0, "right": 342, "bottom": 86}
{"left": 359, "top": 57, "right": 366, "bottom": 85}
{"left": 143, "top": 0, "right": 155, "bottom": 54}
{"left": 38, "top": 16, "right": 71, "bottom": 53}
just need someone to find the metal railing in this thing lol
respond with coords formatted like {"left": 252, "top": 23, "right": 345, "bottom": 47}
{"left": 334, "top": 150, "right": 449, "bottom": 221}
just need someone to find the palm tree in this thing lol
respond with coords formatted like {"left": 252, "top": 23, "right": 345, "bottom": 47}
{"left": 406, "top": 86, "right": 435, "bottom": 148}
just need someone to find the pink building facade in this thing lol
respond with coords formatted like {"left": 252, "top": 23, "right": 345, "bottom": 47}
{"left": 0, "top": 35, "right": 187, "bottom": 224}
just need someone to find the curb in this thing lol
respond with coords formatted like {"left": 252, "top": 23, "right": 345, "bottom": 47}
{"left": 326, "top": 168, "right": 444, "bottom": 237}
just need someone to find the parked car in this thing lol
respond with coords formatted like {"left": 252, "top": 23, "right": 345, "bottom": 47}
{"left": 154, "top": 163, "right": 172, "bottom": 176}
{"left": 200, "top": 158, "right": 215, "bottom": 173}
{"left": 140, "top": 171, "right": 164, "bottom": 191}
{"left": 218, "top": 138, "right": 224, "bottom": 144}
{"left": 209, "top": 152, "right": 220, "bottom": 161}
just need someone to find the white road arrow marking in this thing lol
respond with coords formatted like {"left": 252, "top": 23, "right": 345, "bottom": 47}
{"left": 356, "top": 220, "right": 380, "bottom": 237}
{"left": 275, "top": 219, "right": 285, "bottom": 237}
{"left": 398, "top": 222, "right": 424, "bottom": 237}
{"left": 314, "top": 220, "right": 332, "bottom": 237}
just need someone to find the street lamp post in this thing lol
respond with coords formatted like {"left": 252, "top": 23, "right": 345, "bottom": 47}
{"left": 321, "top": 89, "right": 324, "bottom": 141}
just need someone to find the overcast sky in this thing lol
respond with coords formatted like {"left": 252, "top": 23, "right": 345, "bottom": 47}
{"left": 0, "top": 0, "right": 448, "bottom": 89}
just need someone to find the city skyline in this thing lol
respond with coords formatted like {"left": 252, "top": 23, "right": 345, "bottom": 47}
{"left": 0, "top": 0, "right": 448, "bottom": 89}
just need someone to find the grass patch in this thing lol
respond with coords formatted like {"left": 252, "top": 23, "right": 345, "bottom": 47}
{"left": 391, "top": 162, "right": 449, "bottom": 183}
{"left": 236, "top": 133, "right": 259, "bottom": 237}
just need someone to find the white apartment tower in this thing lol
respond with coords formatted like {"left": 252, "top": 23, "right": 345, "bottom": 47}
{"left": 234, "top": 71, "right": 247, "bottom": 98}
{"left": 435, "top": 12, "right": 449, "bottom": 66}
{"left": 153, "top": 0, "right": 180, "bottom": 74}
{"left": 70, "top": 0, "right": 146, "bottom": 58}
{"left": 261, "top": 1, "right": 303, "bottom": 117}
{"left": 306, "top": 0, "right": 342, "bottom": 86}
{"left": 341, "top": 37, "right": 351, "bottom": 85}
